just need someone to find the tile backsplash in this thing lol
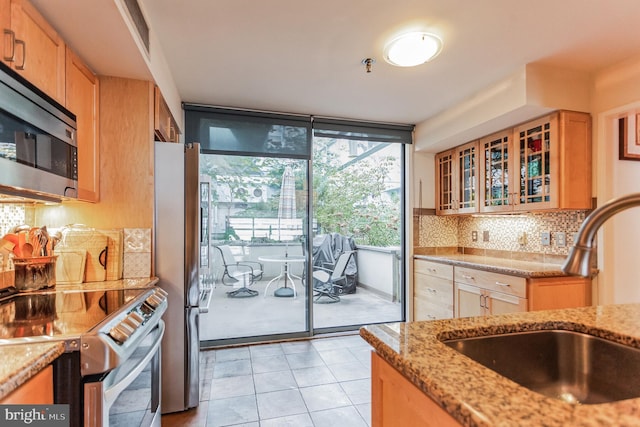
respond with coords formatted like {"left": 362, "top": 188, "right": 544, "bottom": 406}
{"left": 0, "top": 204, "right": 34, "bottom": 236}
{"left": 416, "top": 210, "right": 588, "bottom": 256}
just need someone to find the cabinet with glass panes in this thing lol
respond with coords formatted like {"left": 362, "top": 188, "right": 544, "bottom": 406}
{"left": 474, "top": 110, "right": 592, "bottom": 214}
{"left": 512, "top": 111, "right": 591, "bottom": 211}
{"left": 435, "top": 141, "right": 479, "bottom": 215}
{"left": 479, "top": 130, "right": 513, "bottom": 213}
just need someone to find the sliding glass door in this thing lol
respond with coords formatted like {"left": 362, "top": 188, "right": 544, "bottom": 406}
{"left": 185, "top": 105, "right": 410, "bottom": 346}
{"left": 311, "top": 121, "right": 406, "bottom": 332}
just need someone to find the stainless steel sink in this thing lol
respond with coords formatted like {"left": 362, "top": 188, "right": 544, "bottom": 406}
{"left": 443, "top": 329, "right": 640, "bottom": 404}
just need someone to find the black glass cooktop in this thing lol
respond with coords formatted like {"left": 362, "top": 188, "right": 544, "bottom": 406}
{"left": 0, "top": 289, "right": 147, "bottom": 341}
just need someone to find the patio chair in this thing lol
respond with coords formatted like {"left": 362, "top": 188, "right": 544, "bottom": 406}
{"left": 214, "top": 245, "right": 263, "bottom": 297}
{"left": 312, "top": 250, "right": 355, "bottom": 303}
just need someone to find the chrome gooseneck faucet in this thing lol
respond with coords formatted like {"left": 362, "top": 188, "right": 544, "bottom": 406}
{"left": 563, "top": 193, "right": 640, "bottom": 277}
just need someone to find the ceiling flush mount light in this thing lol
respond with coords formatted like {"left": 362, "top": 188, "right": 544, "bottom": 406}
{"left": 384, "top": 31, "right": 442, "bottom": 67}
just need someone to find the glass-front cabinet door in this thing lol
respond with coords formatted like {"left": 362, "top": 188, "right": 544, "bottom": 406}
{"left": 435, "top": 149, "right": 455, "bottom": 215}
{"left": 455, "top": 141, "right": 478, "bottom": 214}
{"left": 480, "top": 130, "right": 513, "bottom": 213}
{"left": 514, "top": 114, "right": 557, "bottom": 211}
{"left": 436, "top": 141, "right": 478, "bottom": 215}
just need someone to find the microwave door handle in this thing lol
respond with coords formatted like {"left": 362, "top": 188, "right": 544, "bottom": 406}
{"left": 102, "top": 321, "right": 164, "bottom": 408}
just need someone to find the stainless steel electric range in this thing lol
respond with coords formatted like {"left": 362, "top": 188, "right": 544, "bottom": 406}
{"left": 0, "top": 286, "right": 168, "bottom": 427}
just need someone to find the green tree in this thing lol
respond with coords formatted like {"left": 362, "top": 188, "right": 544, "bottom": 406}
{"left": 313, "top": 141, "right": 400, "bottom": 247}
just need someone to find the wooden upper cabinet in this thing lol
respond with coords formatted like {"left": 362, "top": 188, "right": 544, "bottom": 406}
{"left": 154, "top": 86, "right": 180, "bottom": 142}
{"left": 435, "top": 149, "right": 455, "bottom": 215}
{"left": 512, "top": 111, "right": 591, "bottom": 211}
{"left": 435, "top": 141, "right": 479, "bottom": 215}
{"left": 439, "top": 110, "right": 591, "bottom": 215}
{"left": 0, "top": 1, "right": 9, "bottom": 46}
{"left": 3, "top": 0, "right": 65, "bottom": 104}
{"left": 66, "top": 47, "right": 100, "bottom": 202}
{"left": 479, "top": 129, "right": 514, "bottom": 213}
{"left": 455, "top": 141, "right": 478, "bottom": 214}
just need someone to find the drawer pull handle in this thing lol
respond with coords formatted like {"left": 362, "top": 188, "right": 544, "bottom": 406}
{"left": 495, "top": 281, "right": 511, "bottom": 287}
{"left": 3, "top": 29, "right": 15, "bottom": 62}
{"left": 14, "top": 39, "right": 25, "bottom": 70}
{"left": 462, "top": 274, "right": 474, "bottom": 280}
{"left": 427, "top": 268, "right": 437, "bottom": 273}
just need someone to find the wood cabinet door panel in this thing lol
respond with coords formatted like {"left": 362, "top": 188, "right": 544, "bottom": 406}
{"left": 372, "top": 352, "right": 460, "bottom": 427}
{"left": 1, "top": 0, "right": 10, "bottom": 65}
{"left": 455, "top": 282, "right": 484, "bottom": 318}
{"left": 11, "top": 0, "right": 65, "bottom": 103}
{"left": 528, "top": 276, "right": 591, "bottom": 311}
{"left": 0, "top": 365, "right": 53, "bottom": 404}
{"left": 487, "top": 290, "right": 527, "bottom": 315}
{"left": 66, "top": 47, "right": 99, "bottom": 202}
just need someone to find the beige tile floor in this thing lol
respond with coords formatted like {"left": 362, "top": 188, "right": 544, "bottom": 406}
{"left": 162, "top": 334, "right": 373, "bottom": 427}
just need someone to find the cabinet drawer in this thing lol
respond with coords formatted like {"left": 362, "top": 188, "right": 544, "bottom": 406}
{"left": 415, "top": 274, "right": 453, "bottom": 321}
{"left": 454, "top": 267, "right": 526, "bottom": 298}
{"left": 414, "top": 260, "right": 453, "bottom": 280}
{"left": 415, "top": 274, "right": 453, "bottom": 298}
{"left": 414, "top": 295, "right": 453, "bottom": 320}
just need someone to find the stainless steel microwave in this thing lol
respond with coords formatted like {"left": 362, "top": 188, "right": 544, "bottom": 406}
{"left": 0, "top": 62, "right": 77, "bottom": 202}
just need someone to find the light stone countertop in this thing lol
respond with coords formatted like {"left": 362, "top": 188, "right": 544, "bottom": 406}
{"left": 0, "top": 342, "right": 65, "bottom": 400}
{"left": 54, "top": 276, "right": 159, "bottom": 291}
{"left": 414, "top": 253, "right": 571, "bottom": 278}
{"left": 360, "top": 304, "right": 640, "bottom": 427}
{"left": 0, "top": 277, "right": 159, "bottom": 401}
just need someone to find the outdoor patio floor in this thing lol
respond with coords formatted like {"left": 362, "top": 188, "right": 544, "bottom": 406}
{"left": 199, "top": 278, "right": 402, "bottom": 343}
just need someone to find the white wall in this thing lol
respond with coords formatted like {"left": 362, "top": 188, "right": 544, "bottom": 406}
{"left": 592, "top": 56, "right": 640, "bottom": 305}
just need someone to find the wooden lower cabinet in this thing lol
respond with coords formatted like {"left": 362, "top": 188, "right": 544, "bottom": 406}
{"left": 414, "top": 260, "right": 454, "bottom": 321}
{"left": 371, "top": 352, "right": 460, "bottom": 427}
{"left": 0, "top": 365, "right": 53, "bottom": 404}
{"left": 415, "top": 260, "right": 592, "bottom": 320}
{"left": 456, "top": 282, "right": 527, "bottom": 317}
{"left": 454, "top": 266, "right": 591, "bottom": 318}
{"left": 528, "top": 276, "right": 592, "bottom": 310}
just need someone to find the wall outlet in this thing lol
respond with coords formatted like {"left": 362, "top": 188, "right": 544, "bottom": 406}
{"left": 518, "top": 232, "right": 527, "bottom": 246}
{"left": 555, "top": 232, "right": 566, "bottom": 247}
{"left": 483, "top": 230, "right": 490, "bottom": 242}
{"left": 471, "top": 231, "right": 478, "bottom": 242}
{"left": 541, "top": 231, "right": 551, "bottom": 246}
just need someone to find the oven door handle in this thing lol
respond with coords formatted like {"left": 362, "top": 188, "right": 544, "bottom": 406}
{"left": 103, "top": 320, "right": 164, "bottom": 407}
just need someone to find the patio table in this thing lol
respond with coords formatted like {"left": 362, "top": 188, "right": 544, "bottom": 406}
{"left": 259, "top": 255, "right": 305, "bottom": 298}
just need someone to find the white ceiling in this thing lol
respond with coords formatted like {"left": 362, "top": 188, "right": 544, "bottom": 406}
{"left": 31, "top": 0, "right": 640, "bottom": 127}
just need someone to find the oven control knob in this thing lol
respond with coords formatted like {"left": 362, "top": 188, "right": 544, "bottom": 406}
{"left": 129, "top": 312, "right": 145, "bottom": 324}
{"left": 145, "top": 294, "right": 163, "bottom": 309}
{"left": 123, "top": 315, "right": 141, "bottom": 329}
{"left": 108, "top": 325, "right": 131, "bottom": 344}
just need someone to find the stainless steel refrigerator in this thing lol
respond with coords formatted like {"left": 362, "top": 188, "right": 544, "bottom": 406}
{"left": 155, "top": 141, "right": 200, "bottom": 414}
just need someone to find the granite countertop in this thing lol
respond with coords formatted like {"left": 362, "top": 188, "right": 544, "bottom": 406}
{"left": 414, "top": 253, "right": 569, "bottom": 278}
{"left": 54, "top": 276, "right": 159, "bottom": 292}
{"left": 360, "top": 304, "right": 640, "bottom": 426}
{"left": 0, "top": 342, "right": 65, "bottom": 400}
